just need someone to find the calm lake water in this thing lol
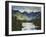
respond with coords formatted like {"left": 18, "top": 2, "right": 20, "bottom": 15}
{"left": 22, "top": 22, "right": 38, "bottom": 31}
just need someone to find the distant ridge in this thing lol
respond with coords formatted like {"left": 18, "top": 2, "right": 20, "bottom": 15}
{"left": 12, "top": 10, "right": 41, "bottom": 17}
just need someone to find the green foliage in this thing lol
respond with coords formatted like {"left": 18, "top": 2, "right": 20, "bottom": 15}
{"left": 32, "top": 16, "right": 41, "bottom": 30}
{"left": 12, "top": 16, "right": 23, "bottom": 31}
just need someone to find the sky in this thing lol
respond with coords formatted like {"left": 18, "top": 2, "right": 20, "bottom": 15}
{"left": 12, "top": 6, "right": 41, "bottom": 13}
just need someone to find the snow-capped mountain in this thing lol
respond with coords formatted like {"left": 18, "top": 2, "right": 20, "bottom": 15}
{"left": 12, "top": 10, "right": 41, "bottom": 21}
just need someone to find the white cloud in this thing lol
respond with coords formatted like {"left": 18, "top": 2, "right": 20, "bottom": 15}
{"left": 19, "top": 10, "right": 24, "bottom": 13}
{"left": 33, "top": 10, "right": 40, "bottom": 12}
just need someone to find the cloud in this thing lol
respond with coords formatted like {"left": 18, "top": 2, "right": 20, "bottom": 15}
{"left": 19, "top": 10, "right": 24, "bottom": 13}
{"left": 12, "top": 6, "right": 41, "bottom": 13}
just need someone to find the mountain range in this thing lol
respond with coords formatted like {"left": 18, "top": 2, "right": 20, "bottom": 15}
{"left": 12, "top": 10, "right": 41, "bottom": 21}
{"left": 12, "top": 10, "right": 41, "bottom": 17}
